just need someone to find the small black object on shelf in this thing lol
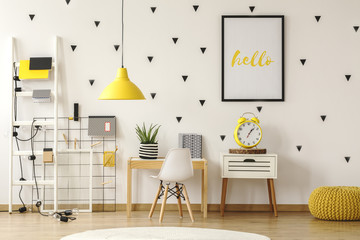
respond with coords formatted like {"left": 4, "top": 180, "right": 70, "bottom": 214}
{"left": 29, "top": 57, "right": 52, "bottom": 70}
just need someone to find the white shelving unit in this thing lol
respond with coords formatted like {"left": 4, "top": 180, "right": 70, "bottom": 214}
{"left": 8, "top": 36, "right": 59, "bottom": 213}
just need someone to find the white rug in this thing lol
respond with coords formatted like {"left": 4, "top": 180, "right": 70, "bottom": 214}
{"left": 61, "top": 227, "right": 270, "bottom": 240}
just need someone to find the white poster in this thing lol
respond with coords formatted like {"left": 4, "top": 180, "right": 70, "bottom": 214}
{"left": 222, "top": 16, "right": 284, "bottom": 101}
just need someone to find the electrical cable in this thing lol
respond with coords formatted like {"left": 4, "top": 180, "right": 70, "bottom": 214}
{"left": 13, "top": 63, "right": 40, "bottom": 141}
{"left": 12, "top": 62, "right": 46, "bottom": 217}
{"left": 121, "top": 0, "right": 124, "bottom": 68}
{"left": 15, "top": 128, "right": 39, "bottom": 141}
{"left": 15, "top": 138, "right": 25, "bottom": 208}
{"left": 30, "top": 120, "right": 39, "bottom": 197}
{"left": 28, "top": 120, "right": 48, "bottom": 217}
{"left": 33, "top": 157, "right": 48, "bottom": 217}
{"left": 13, "top": 63, "right": 18, "bottom": 121}
{"left": 13, "top": 63, "right": 26, "bottom": 210}
{"left": 12, "top": 64, "right": 41, "bottom": 213}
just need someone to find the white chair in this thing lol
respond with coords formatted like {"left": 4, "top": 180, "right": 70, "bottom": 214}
{"left": 148, "top": 148, "right": 194, "bottom": 223}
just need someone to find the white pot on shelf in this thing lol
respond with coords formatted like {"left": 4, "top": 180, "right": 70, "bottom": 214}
{"left": 139, "top": 143, "right": 158, "bottom": 159}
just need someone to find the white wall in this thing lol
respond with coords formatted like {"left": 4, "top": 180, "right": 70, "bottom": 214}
{"left": 1, "top": 0, "right": 360, "bottom": 205}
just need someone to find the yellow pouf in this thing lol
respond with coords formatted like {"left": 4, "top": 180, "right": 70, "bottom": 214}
{"left": 309, "top": 186, "right": 360, "bottom": 221}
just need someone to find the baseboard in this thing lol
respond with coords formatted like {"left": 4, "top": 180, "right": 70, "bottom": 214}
{"left": 0, "top": 204, "right": 309, "bottom": 212}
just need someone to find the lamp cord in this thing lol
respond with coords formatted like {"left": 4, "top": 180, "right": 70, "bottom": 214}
{"left": 121, "top": 0, "right": 124, "bottom": 68}
{"left": 13, "top": 63, "right": 26, "bottom": 209}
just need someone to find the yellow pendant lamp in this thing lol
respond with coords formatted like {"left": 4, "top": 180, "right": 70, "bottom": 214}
{"left": 98, "top": 68, "right": 145, "bottom": 100}
{"left": 98, "top": 0, "right": 145, "bottom": 100}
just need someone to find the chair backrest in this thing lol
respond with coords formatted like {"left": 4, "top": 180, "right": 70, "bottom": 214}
{"left": 157, "top": 148, "right": 194, "bottom": 182}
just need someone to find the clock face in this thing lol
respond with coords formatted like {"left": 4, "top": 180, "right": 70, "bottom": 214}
{"left": 236, "top": 121, "right": 262, "bottom": 147}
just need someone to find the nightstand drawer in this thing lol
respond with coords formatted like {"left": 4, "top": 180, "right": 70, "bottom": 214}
{"left": 221, "top": 154, "right": 277, "bottom": 179}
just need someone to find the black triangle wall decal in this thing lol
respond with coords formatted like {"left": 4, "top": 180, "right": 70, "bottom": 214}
{"left": 150, "top": 93, "right": 156, "bottom": 99}
{"left": 345, "top": 75, "right": 351, "bottom": 81}
{"left": 176, "top": 117, "right": 182, "bottom": 123}
{"left": 65, "top": 0, "right": 71, "bottom": 5}
{"left": 199, "top": 100, "right": 205, "bottom": 106}
{"left": 89, "top": 79, "right": 95, "bottom": 86}
{"left": 296, "top": 145, "right": 302, "bottom": 152}
{"left": 71, "top": 45, "right": 77, "bottom": 51}
{"left": 354, "top": 26, "right": 359, "bottom": 32}
{"left": 114, "top": 45, "right": 120, "bottom": 51}
{"left": 249, "top": 6, "right": 255, "bottom": 12}
{"left": 200, "top": 47, "right": 206, "bottom": 54}
{"left": 29, "top": 14, "right": 35, "bottom": 21}
{"left": 193, "top": 5, "right": 199, "bottom": 12}
{"left": 315, "top": 16, "right": 321, "bottom": 22}
{"left": 148, "top": 56, "right": 153, "bottom": 62}
{"left": 320, "top": 115, "right": 326, "bottom": 121}
{"left": 172, "top": 38, "right": 178, "bottom": 44}
{"left": 257, "top": 106, "right": 262, "bottom": 112}
{"left": 345, "top": 157, "right": 350, "bottom": 163}
{"left": 220, "top": 135, "right": 226, "bottom": 141}
{"left": 95, "top": 21, "right": 100, "bottom": 27}
{"left": 300, "top": 59, "right": 306, "bottom": 65}
{"left": 182, "top": 75, "right": 188, "bottom": 82}
{"left": 151, "top": 7, "right": 156, "bottom": 13}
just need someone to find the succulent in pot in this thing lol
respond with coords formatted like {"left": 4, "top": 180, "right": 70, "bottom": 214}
{"left": 135, "top": 123, "right": 161, "bottom": 159}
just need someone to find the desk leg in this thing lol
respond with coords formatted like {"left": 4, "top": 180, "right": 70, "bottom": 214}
{"left": 267, "top": 179, "right": 273, "bottom": 212}
{"left": 220, "top": 178, "right": 228, "bottom": 217}
{"left": 203, "top": 162, "right": 208, "bottom": 218}
{"left": 269, "top": 179, "right": 278, "bottom": 217}
{"left": 127, "top": 160, "right": 132, "bottom": 217}
{"left": 201, "top": 169, "right": 204, "bottom": 213}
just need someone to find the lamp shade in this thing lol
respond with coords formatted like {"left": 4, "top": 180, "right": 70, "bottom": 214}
{"left": 98, "top": 68, "right": 145, "bottom": 100}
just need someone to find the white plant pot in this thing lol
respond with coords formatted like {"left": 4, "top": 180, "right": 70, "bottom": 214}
{"left": 139, "top": 143, "right": 158, "bottom": 159}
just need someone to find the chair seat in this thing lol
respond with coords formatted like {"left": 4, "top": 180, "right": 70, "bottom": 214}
{"left": 150, "top": 175, "right": 188, "bottom": 183}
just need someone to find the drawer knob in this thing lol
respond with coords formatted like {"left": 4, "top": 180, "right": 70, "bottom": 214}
{"left": 244, "top": 159, "right": 255, "bottom": 162}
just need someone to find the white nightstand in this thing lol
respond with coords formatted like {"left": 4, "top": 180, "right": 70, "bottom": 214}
{"left": 220, "top": 153, "right": 278, "bottom": 217}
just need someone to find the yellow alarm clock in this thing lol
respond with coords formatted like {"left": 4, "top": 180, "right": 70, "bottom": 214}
{"left": 234, "top": 112, "right": 262, "bottom": 148}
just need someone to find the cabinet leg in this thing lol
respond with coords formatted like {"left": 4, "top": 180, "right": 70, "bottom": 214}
{"left": 269, "top": 179, "right": 278, "bottom": 217}
{"left": 267, "top": 179, "right": 273, "bottom": 212}
{"left": 220, "top": 178, "right": 228, "bottom": 217}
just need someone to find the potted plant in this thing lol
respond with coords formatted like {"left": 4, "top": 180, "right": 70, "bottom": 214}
{"left": 135, "top": 123, "right": 161, "bottom": 159}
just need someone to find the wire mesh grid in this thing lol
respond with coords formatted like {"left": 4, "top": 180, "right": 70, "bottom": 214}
{"left": 32, "top": 117, "right": 117, "bottom": 212}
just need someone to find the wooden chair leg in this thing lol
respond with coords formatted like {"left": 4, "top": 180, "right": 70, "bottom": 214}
{"left": 159, "top": 184, "right": 169, "bottom": 223}
{"left": 175, "top": 183, "right": 183, "bottom": 218}
{"left": 182, "top": 184, "right": 194, "bottom": 222}
{"left": 149, "top": 182, "right": 162, "bottom": 219}
{"left": 269, "top": 179, "right": 278, "bottom": 217}
{"left": 267, "top": 179, "right": 273, "bottom": 212}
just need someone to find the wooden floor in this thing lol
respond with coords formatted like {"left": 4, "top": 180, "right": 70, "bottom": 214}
{"left": 1, "top": 211, "right": 359, "bottom": 239}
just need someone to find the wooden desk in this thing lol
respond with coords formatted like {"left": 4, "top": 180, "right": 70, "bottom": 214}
{"left": 127, "top": 157, "right": 208, "bottom": 218}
